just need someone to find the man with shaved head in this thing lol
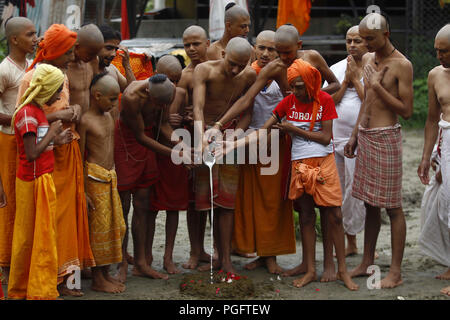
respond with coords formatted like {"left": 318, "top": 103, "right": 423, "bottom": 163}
{"left": 232, "top": 30, "right": 296, "bottom": 274}
{"left": 67, "top": 24, "right": 104, "bottom": 115}
{"left": 114, "top": 74, "right": 191, "bottom": 282}
{"left": 418, "top": 23, "right": 450, "bottom": 297}
{"left": 0, "top": 16, "right": 37, "bottom": 281}
{"left": 207, "top": 3, "right": 251, "bottom": 60}
{"left": 146, "top": 55, "right": 188, "bottom": 275}
{"left": 324, "top": 25, "right": 367, "bottom": 257}
{"left": 176, "top": 25, "right": 212, "bottom": 270}
{"left": 79, "top": 73, "right": 125, "bottom": 294}
{"left": 193, "top": 36, "right": 256, "bottom": 273}
{"left": 344, "top": 13, "right": 413, "bottom": 289}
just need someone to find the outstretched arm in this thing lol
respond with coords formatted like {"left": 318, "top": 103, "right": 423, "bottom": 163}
{"left": 309, "top": 50, "right": 340, "bottom": 94}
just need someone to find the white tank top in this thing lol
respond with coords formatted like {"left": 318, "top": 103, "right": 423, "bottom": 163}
{"left": 249, "top": 80, "right": 284, "bottom": 129}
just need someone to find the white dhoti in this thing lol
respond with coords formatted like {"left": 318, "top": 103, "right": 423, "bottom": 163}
{"left": 335, "top": 141, "right": 366, "bottom": 235}
{"left": 438, "top": 119, "right": 450, "bottom": 230}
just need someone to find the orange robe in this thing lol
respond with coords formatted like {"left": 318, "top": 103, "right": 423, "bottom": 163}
{"left": 233, "top": 136, "right": 296, "bottom": 256}
{"left": 8, "top": 173, "right": 59, "bottom": 300}
{"left": 0, "top": 132, "right": 17, "bottom": 267}
{"left": 17, "top": 70, "right": 95, "bottom": 281}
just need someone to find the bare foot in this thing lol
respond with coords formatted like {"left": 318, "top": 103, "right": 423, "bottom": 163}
{"left": 126, "top": 252, "right": 134, "bottom": 265}
{"left": 349, "top": 264, "right": 373, "bottom": 278}
{"left": 199, "top": 251, "right": 212, "bottom": 263}
{"left": 440, "top": 286, "right": 450, "bottom": 296}
{"left": 374, "top": 251, "right": 379, "bottom": 259}
{"left": 321, "top": 267, "right": 337, "bottom": 282}
{"left": 436, "top": 268, "right": 450, "bottom": 280}
{"left": 132, "top": 265, "right": 169, "bottom": 280}
{"left": 244, "top": 257, "right": 265, "bottom": 271}
{"left": 220, "top": 261, "right": 237, "bottom": 274}
{"left": 183, "top": 255, "right": 200, "bottom": 269}
{"left": 265, "top": 257, "right": 284, "bottom": 274}
{"left": 292, "top": 272, "right": 317, "bottom": 288}
{"left": 103, "top": 270, "right": 126, "bottom": 289}
{"left": 337, "top": 271, "right": 359, "bottom": 291}
{"left": 380, "top": 271, "right": 403, "bottom": 289}
{"left": 282, "top": 262, "right": 307, "bottom": 277}
{"left": 197, "top": 259, "right": 221, "bottom": 272}
{"left": 58, "top": 285, "right": 84, "bottom": 297}
{"left": 91, "top": 276, "right": 125, "bottom": 294}
{"left": 164, "top": 258, "right": 181, "bottom": 274}
{"left": 115, "top": 261, "right": 128, "bottom": 283}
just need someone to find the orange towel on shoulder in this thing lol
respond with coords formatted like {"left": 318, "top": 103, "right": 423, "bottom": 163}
{"left": 0, "top": 132, "right": 17, "bottom": 267}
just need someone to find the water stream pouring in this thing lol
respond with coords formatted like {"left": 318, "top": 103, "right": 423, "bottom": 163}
{"left": 203, "top": 137, "right": 217, "bottom": 284}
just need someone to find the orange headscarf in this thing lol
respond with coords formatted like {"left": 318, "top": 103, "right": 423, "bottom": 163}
{"left": 287, "top": 59, "right": 322, "bottom": 131}
{"left": 27, "top": 24, "right": 77, "bottom": 71}
{"left": 251, "top": 60, "right": 262, "bottom": 75}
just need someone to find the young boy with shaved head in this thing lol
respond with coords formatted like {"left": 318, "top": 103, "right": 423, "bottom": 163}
{"left": 418, "top": 23, "right": 450, "bottom": 297}
{"left": 0, "top": 16, "right": 37, "bottom": 280}
{"left": 177, "top": 25, "right": 212, "bottom": 270}
{"left": 67, "top": 24, "right": 104, "bottom": 115}
{"left": 193, "top": 37, "right": 257, "bottom": 273}
{"left": 207, "top": 3, "right": 251, "bottom": 60}
{"left": 345, "top": 13, "right": 414, "bottom": 288}
{"left": 79, "top": 73, "right": 126, "bottom": 294}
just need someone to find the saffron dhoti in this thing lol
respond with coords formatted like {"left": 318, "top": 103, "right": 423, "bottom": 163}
{"left": 8, "top": 173, "right": 58, "bottom": 300}
{"left": 85, "top": 162, "right": 125, "bottom": 266}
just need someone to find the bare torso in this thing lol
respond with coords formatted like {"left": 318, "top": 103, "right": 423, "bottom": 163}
{"left": 360, "top": 52, "right": 411, "bottom": 128}
{"left": 429, "top": 66, "right": 450, "bottom": 122}
{"left": 67, "top": 60, "right": 95, "bottom": 114}
{"left": 197, "top": 60, "right": 255, "bottom": 126}
{"left": 82, "top": 110, "right": 115, "bottom": 170}
{"left": 120, "top": 80, "right": 158, "bottom": 128}
{"left": 206, "top": 41, "right": 224, "bottom": 61}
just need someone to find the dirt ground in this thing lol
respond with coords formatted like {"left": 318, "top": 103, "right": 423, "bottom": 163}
{"left": 3, "top": 129, "right": 449, "bottom": 300}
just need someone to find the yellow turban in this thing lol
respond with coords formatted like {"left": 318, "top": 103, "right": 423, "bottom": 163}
{"left": 12, "top": 64, "right": 65, "bottom": 127}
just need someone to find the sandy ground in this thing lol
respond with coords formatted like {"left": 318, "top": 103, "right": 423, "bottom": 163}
{"left": 2, "top": 129, "right": 449, "bottom": 300}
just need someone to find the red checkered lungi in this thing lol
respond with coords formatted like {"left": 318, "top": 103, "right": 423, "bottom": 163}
{"left": 352, "top": 124, "right": 402, "bottom": 209}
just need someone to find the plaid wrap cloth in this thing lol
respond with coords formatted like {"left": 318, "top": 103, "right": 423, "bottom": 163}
{"left": 352, "top": 123, "right": 402, "bottom": 209}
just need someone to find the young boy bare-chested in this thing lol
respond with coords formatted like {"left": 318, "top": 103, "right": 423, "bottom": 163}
{"left": 79, "top": 73, "right": 126, "bottom": 293}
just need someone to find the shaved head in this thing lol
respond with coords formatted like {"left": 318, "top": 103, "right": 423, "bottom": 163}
{"left": 75, "top": 24, "right": 104, "bottom": 62}
{"left": 5, "top": 17, "right": 34, "bottom": 39}
{"left": 148, "top": 74, "right": 175, "bottom": 105}
{"left": 156, "top": 55, "right": 182, "bottom": 84}
{"left": 347, "top": 25, "right": 359, "bottom": 35}
{"left": 225, "top": 37, "right": 252, "bottom": 60}
{"left": 359, "top": 13, "right": 389, "bottom": 33}
{"left": 256, "top": 30, "right": 275, "bottom": 43}
{"left": 77, "top": 24, "right": 104, "bottom": 46}
{"left": 225, "top": 4, "right": 250, "bottom": 23}
{"left": 436, "top": 24, "right": 450, "bottom": 43}
{"left": 91, "top": 73, "right": 120, "bottom": 96}
{"left": 275, "top": 24, "right": 300, "bottom": 45}
{"left": 183, "top": 25, "right": 208, "bottom": 41}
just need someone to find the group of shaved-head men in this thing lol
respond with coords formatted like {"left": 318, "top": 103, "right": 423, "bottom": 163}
{"left": 0, "top": 3, "right": 449, "bottom": 299}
